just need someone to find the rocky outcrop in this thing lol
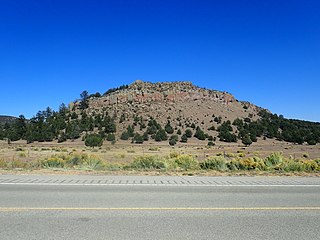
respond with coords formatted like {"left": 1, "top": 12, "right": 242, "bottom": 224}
{"left": 88, "top": 80, "right": 236, "bottom": 107}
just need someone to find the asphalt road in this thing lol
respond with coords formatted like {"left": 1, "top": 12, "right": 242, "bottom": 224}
{"left": 0, "top": 175, "right": 319, "bottom": 240}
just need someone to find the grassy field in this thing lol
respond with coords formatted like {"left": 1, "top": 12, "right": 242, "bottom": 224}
{"left": 0, "top": 139, "right": 319, "bottom": 175}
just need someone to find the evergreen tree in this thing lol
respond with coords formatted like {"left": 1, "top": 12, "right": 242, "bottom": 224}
{"left": 194, "top": 127, "right": 206, "bottom": 140}
{"left": 165, "top": 121, "right": 174, "bottom": 134}
{"left": 80, "top": 90, "right": 89, "bottom": 110}
{"left": 242, "top": 134, "right": 252, "bottom": 146}
{"left": 133, "top": 133, "right": 144, "bottom": 144}
{"left": 120, "top": 131, "right": 130, "bottom": 140}
{"left": 155, "top": 129, "right": 168, "bottom": 141}
{"left": 85, "top": 134, "right": 103, "bottom": 148}
{"left": 106, "top": 133, "right": 116, "bottom": 141}
{"left": 180, "top": 134, "right": 188, "bottom": 143}
{"left": 185, "top": 129, "right": 193, "bottom": 138}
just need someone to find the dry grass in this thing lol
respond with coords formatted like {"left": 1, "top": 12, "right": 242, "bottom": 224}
{"left": 0, "top": 139, "right": 319, "bottom": 176}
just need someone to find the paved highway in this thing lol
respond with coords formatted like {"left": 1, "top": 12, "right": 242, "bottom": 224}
{"left": 0, "top": 175, "right": 319, "bottom": 239}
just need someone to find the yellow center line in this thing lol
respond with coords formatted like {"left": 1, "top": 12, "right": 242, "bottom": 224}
{"left": 1, "top": 207, "right": 320, "bottom": 212}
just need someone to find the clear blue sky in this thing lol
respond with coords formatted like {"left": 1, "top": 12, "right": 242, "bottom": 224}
{"left": 1, "top": 0, "right": 319, "bottom": 122}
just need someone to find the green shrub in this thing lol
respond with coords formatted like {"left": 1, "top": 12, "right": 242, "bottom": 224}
{"left": 85, "top": 134, "right": 103, "bottom": 148}
{"left": 41, "top": 157, "right": 65, "bottom": 168}
{"left": 265, "top": 152, "right": 283, "bottom": 167}
{"left": 131, "top": 156, "right": 166, "bottom": 170}
{"left": 200, "top": 156, "right": 227, "bottom": 171}
{"left": 81, "top": 155, "right": 103, "bottom": 170}
{"left": 280, "top": 160, "right": 303, "bottom": 172}
{"left": 172, "top": 155, "right": 199, "bottom": 171}
{"left": 169, "top": 135, "right": 178, "bottom": 146}
{"left": 106, "top": 133, "right": 116, "bottom": 142}
{"left": 65, "top": 153, "right": 89, "bottom": 166}
{"left": 227, "top": 159, "right": 240, "bottom": 171}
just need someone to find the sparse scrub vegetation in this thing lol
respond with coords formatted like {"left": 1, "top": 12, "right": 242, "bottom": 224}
{"left": 0, "top": 150, "right": 319, "bottom": 173}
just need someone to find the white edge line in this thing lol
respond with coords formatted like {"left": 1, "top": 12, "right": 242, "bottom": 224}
{"left": 0, "top": 182, "right": 320, "bottom": 187}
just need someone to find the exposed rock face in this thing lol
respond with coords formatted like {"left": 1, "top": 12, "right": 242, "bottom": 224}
{"left": 91, "top": 81, "right": 236, "bottom": 107}
{"left": 0, "top": 116, "right": 17, "bottom": 125}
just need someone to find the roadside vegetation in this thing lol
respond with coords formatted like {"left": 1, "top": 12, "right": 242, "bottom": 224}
{"left": 0, "top": 151, "right": 319, "bottom": 174}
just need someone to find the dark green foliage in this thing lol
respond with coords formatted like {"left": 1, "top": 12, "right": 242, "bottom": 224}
{"left": 147, "top": 125, "right": 158, "bottom": 135}
{"left": 103, "top": 85, "right": 129, "bottom": 96}
{"left": 133, "top": 115, "right": 141, "bottom": 126}
{"left": 155, "top": 129, "right": 168, "bottom": 142}
{"left": 133, "top": 133, "right": 144, "bottom": 144}
{"left": 177, "top": 129, "right": 182, "bottom": 135}
{"left": 71, "top": 112, "right": 78, "bottom": 120}
{"left": 214, "top": 116, "right": 222, "bottom": 124}
{"left": 218, "top": 121, "right": 233, "bottom": 132}
{"left": 106, "top": 133, "right": 116, "bottom": 141}
{"left": 170, "top": 134, "right": 179, "bottom": 142}
{"left": 180, "top": 134, "right": 188, "bottom": 143}
{"left": 120, "top": 131, "right": 130, "bottom": 140}
{"left": 80, "top": 90, "right": 89, "bottom": 110}
{"left": 102, "top": 115, "right": 116, "bottom": 134}
{"left": 88, "top": 92, "right": 101, "bottom": 98}
{"left": 66, "top": 122, "right": 81, "bottom": 140}
{"left": 169, "top": 139, "right": 177, "bottom": 146}
{"left": 59, "top": 103, "right": 68, "bottom": 115}
{"left": 208, "top": 126, "right": 215, "bottom": 131}
{"left": 147, "top": 118, "right": 161, "bottom": 134}
{"left": 217, "top": 121, "right": 237, "bottom": 142}
{"left": 169, "top": 134, "right": 179, "bottom": 145}
{"left": 233, "top": 110, "right": 320, "bottom": 145}
{"left": 208, "top": 141, "right": 215, "bottom": 146}
{"left": 126, "top": 125, "right": 135, "bottom": 137}
{"left": 85, "top": 134, "right": 103, "bottom": 148}
{"left": 143, "top": 131, "right": 149, "bottom": 141}
{"left": 244, "top": 117, "right": 251, "bottom": 123}
{"left": 185, "top": 129, "right": 193, "bottom": 138}
{"left": 218, "top": 131, "right": 237, "bottom": 142}
{"left": 165, "top": 121, "right": 174, "bottom": 134}
{"left": 242, "top": 134, "right": 253, "bottom": 146}
{"left": 194, "top": 126, "right": 206, "bottom": 140}
{"left": 232, "top": 118, "right": 244, "bottom": 127}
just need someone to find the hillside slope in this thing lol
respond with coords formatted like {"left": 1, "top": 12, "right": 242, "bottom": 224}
{"left": 73, "top": 80, "right": 265, "bottom": 134}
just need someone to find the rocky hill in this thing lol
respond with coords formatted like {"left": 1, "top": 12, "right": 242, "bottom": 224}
{"left": 2, "top": 80, "right": 319, "bottom": 146}
{"left": 0, "top": 115, "right": 17, "bottom": 125}
{"left": 72, "top": 80, "right": 265, "bottom": 135}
